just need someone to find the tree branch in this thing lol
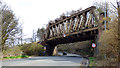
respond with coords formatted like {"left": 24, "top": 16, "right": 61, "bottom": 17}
{"left": 110, "top": 2, "right": 117, "bottom": 9}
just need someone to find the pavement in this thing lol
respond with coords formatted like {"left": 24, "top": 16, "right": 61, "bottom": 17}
{"left": 2, "top": 53, "right": 89, "bottom": 66}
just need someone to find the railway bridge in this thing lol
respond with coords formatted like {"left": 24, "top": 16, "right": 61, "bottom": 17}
{"left": 41, "top": 6, "right": 105, "bottom": 56}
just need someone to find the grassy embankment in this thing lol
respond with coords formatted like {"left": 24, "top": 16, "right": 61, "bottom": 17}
{"left": 1, "top": 42, "right": 44, "bottom": 60}
{"left": 2, "top": 55, "right": 29, "bottom": 60}
{"left": 88, "top": 57, "right": 96, "bottom": 66}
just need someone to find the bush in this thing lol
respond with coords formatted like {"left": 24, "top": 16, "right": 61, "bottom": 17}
{"left": 97, "top": 18, "right": 118, "bottom": 66}
{"left": 21, "top": 42, "right": 44, "bottom": 56}
{"left": 3, "top": 46, "right": 22, "bottom": 57}
{"left": 98, "top": 19, "right": 118, "bottom": 59}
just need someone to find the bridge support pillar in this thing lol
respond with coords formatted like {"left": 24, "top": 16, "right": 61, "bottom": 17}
{"left": 46, "top": 44, "right": 55, "bottom": 56}
{"left": 93, "top": 35, "right": 99, "bottom": 57}
{"left": 53, "top": 46, "right": 58, "bottom": 56}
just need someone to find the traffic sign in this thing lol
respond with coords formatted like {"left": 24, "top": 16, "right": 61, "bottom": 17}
{"left": 92, "top": 43, "right": 96, "bottom": 48}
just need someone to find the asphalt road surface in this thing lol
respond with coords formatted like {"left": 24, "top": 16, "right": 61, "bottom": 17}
{"left": 2, "top": 53, "right": 89, "bottom": 66}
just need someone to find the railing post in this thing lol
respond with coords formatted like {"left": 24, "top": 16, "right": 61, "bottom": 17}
{"left": 81, "top": 13, "right": 87, "bottom": 29}
{"left": 62, "top": 23, "right": 65, "bottom": 35}
{"left": 66, "top": 20, "right": 70, "bottom": 34}
{"left": 51, "top": 27, "right": 54, "bottom": 37}
{"left": 87, "top": 10, "right": 93, "bottom": 28}
{"left": 54, "top": 24, "right": 57, "bottom": 37}
{"left": 78, "top": 15, "right": 83, "bottom": 31}
{"left": 68, "top": 18, "right": 73, "bottom": 33}
{"left": 74, "top": 15, "right": 80, "bottom": 31}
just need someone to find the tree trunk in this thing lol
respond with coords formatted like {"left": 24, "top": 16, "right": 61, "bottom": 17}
{"left": 117, "top": 2, "right": 120, "bottom": 67}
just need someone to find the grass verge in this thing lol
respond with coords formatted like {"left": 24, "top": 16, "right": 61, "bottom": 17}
{"left": 88, "top": 57, "right": 96, "bottom": 66}
{"left": 3, "top": 55, "right": 29, "bottom": 60}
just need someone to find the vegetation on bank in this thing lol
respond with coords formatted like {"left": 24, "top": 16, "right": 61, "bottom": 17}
{"left": 96, "top": 18, "right": 118, "bottom": 66}
{"left": 2, "top": 42, "right": 44, "bottom": 60}
{"left": 21, "top": 42, "right": 44, "bottom": 56}
{"left": 87, "top": 1, "right": 119, "bottom": 66}
{"left": 3, "top": 55, "right": 29, "bottom": 59}
{"left": 88, "top": 57, "right": 96, "bottom": 66}
{"left": 88, "top": 18, "right": 118, "bottom": 66}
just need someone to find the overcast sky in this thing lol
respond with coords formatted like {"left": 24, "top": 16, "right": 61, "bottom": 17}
{"left": 3, "top": 0, "right": 116, "bottom": 38}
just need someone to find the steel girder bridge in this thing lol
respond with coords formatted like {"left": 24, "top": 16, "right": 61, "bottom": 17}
{"left": 41, "top": 6, "right": 105, "bottom": 56}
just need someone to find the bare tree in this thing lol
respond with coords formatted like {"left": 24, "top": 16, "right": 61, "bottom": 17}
{"left": 37, "top": 27, "right": 45, "bottom": 42}
{"left": 0, "top": 2, "right": 20, "bottom": 51}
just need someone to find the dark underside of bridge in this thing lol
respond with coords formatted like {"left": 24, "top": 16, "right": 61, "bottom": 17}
{"left": 45, "top": 28, "right": 98, "bottom": 56}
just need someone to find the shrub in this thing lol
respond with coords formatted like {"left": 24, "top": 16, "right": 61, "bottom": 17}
{"left": 98, "top": 19, "right": 118, "bottom": 59}
{"left": 21, "top": 42, "right": 44, "bottom": 56}
{"left": 3, "top": 46, "right": 22, "bottom": 57}
{"left": 97, "top": 18, "right": 118, "bottom": 66}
